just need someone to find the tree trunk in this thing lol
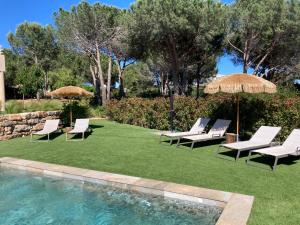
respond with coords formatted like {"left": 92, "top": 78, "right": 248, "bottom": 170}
{"left": 90, "top": 64, "right": 101, "bottom": 104}
{"left": 196, "top": 63, "right": 201, "bottom": 99}
{"left": 90, "top": 65, "right": 97, "bottom": 87}
{"left": 243, "top": 62, "right": 248, "bottom": 74}
{"left": 44, "top": 72, "right": 48, "bottom": 93}
{"left": 160, "top": 71, "right": 165, "bottom": 95}
{"left": 117, "top": 61, "right": 125, "bottom": 98}
{"left": 95, "top": 47, "right": 106, "bottom": 106}
{"left": 243, "top": 40, "right": 250, "bottom": 74}
{"left": 169, "top": 37, "right": 180, "bottom": 95}
{"left": 106, "top": 56, "right": 112, "bottom": 101}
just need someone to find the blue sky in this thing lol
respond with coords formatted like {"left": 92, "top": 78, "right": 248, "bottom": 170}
{"left": 0, "top": 0, "right": 242, "bottom": 74}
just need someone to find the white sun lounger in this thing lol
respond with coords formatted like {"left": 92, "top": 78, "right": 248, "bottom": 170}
{"left": 177, "top": 119, "right": 231, "bottom": 149}
{"left": 66, "top": 119, "right": 90, "bottom": 141}
{"left": 159, "top": 118, "right": 210, "bottom": 144}
{"left": 217, "top": 126, "right": 282, "bottom": 161}
{"left": 30, "top": 119, "right": 60, "bottom": 142}
{"left": 247, "top": 129, "right": 300, "bottom": 171}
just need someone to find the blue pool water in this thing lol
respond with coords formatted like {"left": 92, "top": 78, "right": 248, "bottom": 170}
{"left": 0, "top": 168, "right": 221, "bottom": 225}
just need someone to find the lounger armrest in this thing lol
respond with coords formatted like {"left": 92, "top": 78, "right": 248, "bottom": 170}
{"left": 212, "top": 134, "right": 221, "bottom": 137}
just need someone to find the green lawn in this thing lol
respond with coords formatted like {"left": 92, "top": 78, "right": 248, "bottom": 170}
{"left": 0, "top": 120, "right": 299, "bottom": 225}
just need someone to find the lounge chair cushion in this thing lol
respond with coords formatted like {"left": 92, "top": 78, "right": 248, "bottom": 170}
{"left": 222, "top": 141, "right": 270, "bottom": 151}
{"left": 33, "top": 120, "right": 60, "bottom": 135}
{"left": 161, "top": 118, "right": 210, "bottom": 138}
{"left": 68, "top": 119, "right": 89, "bottom": 134}
{"left": 252, "top": 146, "right": 289, "bottom": 156}
{"left": 253, "top": 129, "right": 300, "bottom": 157}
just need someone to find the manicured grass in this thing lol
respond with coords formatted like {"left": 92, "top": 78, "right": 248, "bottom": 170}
{"left": 0, "top": 120, "right": 299, "bottom": 225}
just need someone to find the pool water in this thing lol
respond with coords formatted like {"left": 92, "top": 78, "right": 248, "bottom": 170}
{"left": 0, "top": 168, "right": 221, "bottom": 225}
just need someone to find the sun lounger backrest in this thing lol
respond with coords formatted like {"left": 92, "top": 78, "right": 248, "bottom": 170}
{"left": 190, "top": 118, "right": 210, "bottom": 133}
{"left": 250, "top": 126, "right": 281, "bottom": 144}
{"left": 282, "top": 129, "right": 300, "bottom": 150}
{"left": 43, "top": 120, "right": 59, "bottom": 131}
{"left": 208, "top": 119, "right": 231, "bottom": 137}
{"left": 74, "top": 119, "right": 89, "bottom": 130}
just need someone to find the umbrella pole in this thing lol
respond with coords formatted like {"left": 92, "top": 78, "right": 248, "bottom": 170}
{"left": 69, "top": 100, "right": 72, "bottom": 128}
{"left": 236, "top": 95, "right": 240, "bottom": 141}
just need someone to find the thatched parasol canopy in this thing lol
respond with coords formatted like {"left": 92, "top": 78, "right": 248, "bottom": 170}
{"left": 47, "top": 86, "right": 93, "bottom": 98}
{"left": 204, "top": 74, "right": 277, "bottom": 138}
{"left": 47, "top": 86, "right": 93, "bottom": 127}
{"left": 204, "top": 74, "right": 277, "bottom": 94}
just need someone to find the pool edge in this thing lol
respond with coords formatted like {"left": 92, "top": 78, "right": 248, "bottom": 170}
{"left": 0, "top": 157, "right": 254, "bottom": 225}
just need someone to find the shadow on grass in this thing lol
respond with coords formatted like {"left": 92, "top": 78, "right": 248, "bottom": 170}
{"left": 247, "top": 154, "right": 300, "bottom": 170}
{"left": 34, "top": 132, "right": 63, "bottom": 141}
{"left": 217, "top": 149, "right": 250, "bottom": 161}
{"left": 90, "top": 125, "right": 104, "bottom": 129}
{"left": 67, "top": 131, "right": 93, "bottom": 141}
{"left": 177, "top": 139, "right": 224, "bottom": 149}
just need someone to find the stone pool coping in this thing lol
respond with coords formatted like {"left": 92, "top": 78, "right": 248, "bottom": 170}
{"left": 0, "top": 157, "right": 254, "bottom": 225}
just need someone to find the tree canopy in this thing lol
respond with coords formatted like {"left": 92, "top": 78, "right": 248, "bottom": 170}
{"left": 128, "top": 0, "right": 226, "bottom": 95}
{"left": 3, "top": 0, "right": 300, "bottom": 103}
{"left": 227, "top": 0, "right": 300, "bottom": 76}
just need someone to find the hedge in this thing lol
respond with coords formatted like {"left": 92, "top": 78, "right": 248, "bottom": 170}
{"left": 106, "top": 94, "right": 300, "bottom": 141}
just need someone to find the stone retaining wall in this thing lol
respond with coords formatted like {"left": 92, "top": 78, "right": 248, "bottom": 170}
{"left": 0, "top": 111, "right": 61, "bottom": 141}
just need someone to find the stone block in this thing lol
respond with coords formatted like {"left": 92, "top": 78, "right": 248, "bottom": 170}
{"left": 47, "top": 111, "right": 61, "bottom": 116}
{"left": 0, "top": 120, "right": 16, "bottom": 127}
{"left": 20, "top": 112, "right": 31, "bottom": 120}
{"left": 8, "top": 114, "right": 23, "bottom": 121}
{"left": 13, "top": 125, "right": 30, "bottom": 132}
{"left": 27, "top": 119, "right": 40, "bottom": 125}
{"left": 32, "top": 123, "right": 44, "bottom": 131}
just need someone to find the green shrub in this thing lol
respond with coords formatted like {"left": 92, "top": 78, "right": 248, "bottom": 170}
{"left": 89, "top": 106, "right": 106, "bottom": 118}
{"left": 107, "top": 94, "right": 300, "bottom": 141}
{"left": 5, "top": 100, "right": 24, "bottom": 114}
{"left": 5, "top": 100, "right": 63, "bottom": 114}
{"left": 60, "top": 101, "right": 90, "bottom": 126}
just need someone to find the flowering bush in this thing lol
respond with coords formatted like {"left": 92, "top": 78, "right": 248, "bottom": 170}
{"left": 106, "top": 94, "right": 300, "bottom": 141}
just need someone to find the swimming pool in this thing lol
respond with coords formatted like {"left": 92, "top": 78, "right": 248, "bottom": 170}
{"left": 0, "top": 168, "right": 221, "bottom": 225}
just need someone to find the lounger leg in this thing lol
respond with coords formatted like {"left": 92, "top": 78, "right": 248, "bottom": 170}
{"left": 215, "top": 145, "right": 221, "bottom": 156}
{"left": 82, "top": 132, "right": 84, "bottom": 140}
{"left": 176, "top": 137, "right": 181, "bottom": 147}
{"left": 30, "top": 134, "right": 33, "bottom": 142}
{"left": 191, "top": 141, "right": 195, "bottom": 150}
{"left": 66, "top": 132, "right": 68, "bottom": 141}
{"left": 170, "top": 138, "right": 173, "bottom": 145}
{"left": 47, "top": 133, "right": 50, "bottom": 141}
{"left": 236, "top": 150, "right": 241, "bottom": 161}
{"left": 273, "top": 157, "right": 279, "bottom": 171}
{"left": 246, "top": 151, "right": 252, "bottom": 164}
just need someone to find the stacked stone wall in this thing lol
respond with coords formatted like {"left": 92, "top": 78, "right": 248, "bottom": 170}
{"left": 0, "top": 111, "right": 61, "bottom": 141}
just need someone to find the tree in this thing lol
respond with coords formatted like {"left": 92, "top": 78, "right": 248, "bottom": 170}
{"left": 53, "top": 49, "right": 91, "bottom": 83}
{"left": 8, "top": 22, "right": 58, "bottom": 92}
{"left": 259, "top": 0, "right": 300, "bottom": 83}
{"left": 123, "top": 62, "right": 154, "bottom": 96}
{"left": 110, "top": 11, "right": 136, "bottom": 98}
{"left": 2, "top": 49, "right": 19, "bottom": 88}
{"left": 16, "top": 65, "right": 43, "bottom": 98}
{"left": 128, "top": 0, "right": 226, "bottom": 95}
{"left": 48, "top": 67, "right": 83, "bottom": 90}
{"left": 226, "top": 0, "right": 300, "bottom": 75}
{"left": 54, "top": 2, "right": 121, "bottom": 105}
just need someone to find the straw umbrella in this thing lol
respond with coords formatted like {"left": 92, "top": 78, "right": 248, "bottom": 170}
{"left": 47, "top": 86, "right": 93, "bottom": 127}
{"left": 204, "top": 73, "right": 277, "bottom": 138}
